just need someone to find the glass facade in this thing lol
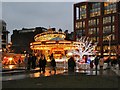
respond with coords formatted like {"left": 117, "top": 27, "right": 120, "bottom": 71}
{"left": 75, "top": 21, "right": 85, "bottom": 29}
{"left": 80, "top": 5, "right": 87, "bottom": 19}
{"left": 88, "top": 28, "right": 99, "bottom": 35}
{"left": 103, "top": 25, "right": 115, "bottom": 34}
{"left": 104, "top": 2, "right": 117, "bottom": 14}
{"left": 90, "top": 3, "right": 101, "bottom": 17}
{"left": 76, "top": 29, "right": 85, "bottom": 38}
{"left": 88, "top": 18, "right": 99, "bottom": 26}
{"left": 103, "top": 16, "right": 115, "bottom": 24}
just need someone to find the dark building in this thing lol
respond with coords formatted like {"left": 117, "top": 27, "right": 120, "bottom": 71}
{"left": 0, "top": 20, "right": 10, "bottom": 52}
{"left": 11, "top": 27, "right": 47, "bottom": 54}
{"left": 74, "top": 2, "right": 120, "bottom": 56}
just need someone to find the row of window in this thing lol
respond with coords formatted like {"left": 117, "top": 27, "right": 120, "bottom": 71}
{"left": 88, "top": 19, "right": 99, "bottom": 26}
{"left": 76, "top": 15, "right": 115, "bottom": 29}
{"left": 75, "top": 21, "right": 85, "bottom": 29}
{"left": 104, "top": 2, "right": 117, "bottom": 14}
{"left": 80, "top": 5, "right": 86, "bottom": 19}
{"left": 103, "top": 16, "right": 115, "bottom": 24}
{"left": 76, "top": 25, "right": 115, "bottom": 35}
{"left": 75, "top": 2, "right": 117, "bottom": 20}
{"left": 103, "top": 25, "right": 115, "bottom": 34}
{"left": 88, "top": 28, "right": 99, "bottom": 35}
{"left": 76, "top": 34, "right": 116, "bottom": 42}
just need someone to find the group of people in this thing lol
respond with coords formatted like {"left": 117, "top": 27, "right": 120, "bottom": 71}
{"left": 23, "top": 53, "right": 120, "bottom": 74}
{"left": 68, "top": 54, "right": 120, "bottom": 73}
{"left": 24, "top": 53, "right": 56, "bottom": 74}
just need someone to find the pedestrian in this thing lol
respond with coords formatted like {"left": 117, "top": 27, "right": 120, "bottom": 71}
{"left": 24, "top": 54, "right": 29, "bottom": 70}
{"left": 117, "top": 55, "right": 120, "bottom": 70}
{"left": 31, "top": 54, "right": 37, "bottom": 69}
{"left": 90, "top": 60, "right": 94, "bottom": 70}
{"left": 18, "top": 58, "right": 21, "bottom": 67}
{"left": 68, "top": 56, "right": 76, "bottom": 72}
{"left": 49, "top": 54, "right": 56, "bottom": 74}
{"left": 94, "top": 55, "right": 99, "bottom": 75}
{"left": 27, "top": 54, "right": 32, "bottom": 70}
{"left": 39, "top": 54, "right": 47, "bottom": 73}
{"left": 99, "top": 56, "right": 104, "bottom": 70}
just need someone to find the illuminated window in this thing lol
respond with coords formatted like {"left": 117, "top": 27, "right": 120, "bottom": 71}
{"left": 88, "top": 19, "right": 99, "bottom": 26}
{"left": 103, "top": 26, "right": 111, "bottom": 34}
{"left": 104, "top": 2, "right": 117, "bottom": 15}
{"left": 90, "top": 3, "right": 101, "bottom": 17}
{"left": 80, "top": 5, "right": 86, "bottom": 19}
{"left": 89, "top": 28, "right": 99, "bottom": 35}
{"left": 76, "top": 21, "right": 85, "bottom": 29}
{"left": 76, "top": 7, "right": 79, "bottom": 20}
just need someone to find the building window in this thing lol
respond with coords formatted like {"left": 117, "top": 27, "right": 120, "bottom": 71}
{"left": 90, "top": 36, "right": 99, "bottom": 42}
{"left": 103, "top": 16, "right": 115, "bottom": 24}
{"left": 88, "top": 19, "right": 99, "bottom": 26}
{"left": 103, "top": 26, "right": 112, "bottom": 34}
{"left": 76, "top": 29, "right": 85, "bottom": 39}
{"left": 76, "top": 7, "right": 79, "bottom": 20}
{"left": 89, "top": 28, "right": 99, "bottom": 35}
{"left": 90, "top": 3, "right": 101, "bottom": 17}
{"left": 75, "top": 21, "right": 85, "bottom": 29}
{"left": 80, "top": 5, "right": 86, "bottom": 19}
{"left": 104, "top": 2, "right": 117, "bottom": 15}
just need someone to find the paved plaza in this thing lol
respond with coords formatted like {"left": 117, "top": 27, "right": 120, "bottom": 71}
{"left": 2, "top": 66, "right": 120, "bottom": 89}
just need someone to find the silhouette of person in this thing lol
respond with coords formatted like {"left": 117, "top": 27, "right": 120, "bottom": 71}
{"left": 49, "top": 54, "right": 56, "bottom": 74}
{"left": 68, "top": 56, "right": 76, "bottom": 72}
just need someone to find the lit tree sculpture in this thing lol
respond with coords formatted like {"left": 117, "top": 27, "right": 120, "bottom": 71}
{"left": 70, "top": 37, "right": 98, "bottom": 61}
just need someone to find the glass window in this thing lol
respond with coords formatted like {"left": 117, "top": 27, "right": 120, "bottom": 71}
{"left": 80, "top": 5, "right": 86, "bottom": 19}
{"left": 103, "top": 25, "right": 111, "bottom": 34}
{"left": 76, "top": 7, "right": 79, "bottom": 20}
{"left": 90, "top": 3, "right": 101, "bottom": 17}
{"left": 104, "top": 2, "right": 117, "bottom": 15}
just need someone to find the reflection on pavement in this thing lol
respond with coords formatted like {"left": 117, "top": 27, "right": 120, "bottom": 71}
{"left": 2, "top": 69, "right": 64, "bottom": 81}
{"left": 1, "top": 68, "right": 117, "bottom": 81}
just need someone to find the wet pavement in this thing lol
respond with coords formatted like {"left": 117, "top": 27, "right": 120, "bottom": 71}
{"left": 1, "top": 67, "right": 118, "bottom": 81}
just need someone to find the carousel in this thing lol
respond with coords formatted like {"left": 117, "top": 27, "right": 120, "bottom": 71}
{"left": 30, "top": 29, "right": 79, "bottom": 62}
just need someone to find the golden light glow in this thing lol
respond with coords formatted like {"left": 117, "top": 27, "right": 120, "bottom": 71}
{"left": 8, "top": 65, "right": 14, "bottom": 69}
{"left": 8, "top": 57, "right": 13, "bottom": 61}
{"left": 30, "top": 30, "right": 80, "bottom": 61}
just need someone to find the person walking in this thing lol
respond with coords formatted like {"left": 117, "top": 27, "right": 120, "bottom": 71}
{"left": 39, "top": 54, "right": 47, "bottom": 73}
{"left": 31, "top": 54, "right": 37, "bottom": 69}
{"left": 68, "top": 56, "right": 76, "bottom": 72}
{"left": 99, "top": 56, "right": 104, "bottom": 75}
{"left": 24, "top": 54, "right": 29, "bottom": 70}
{"left": 99, "top": 56, "right": 104, "bottom": 70}
{"left": 49, "top": 54, "right": 56, "bottom": 74}
{"left": 27, "top": 54, "right": 32, "bottom": 70}
{"left": 94, "top": 55, "right": 99, "bottom": 75}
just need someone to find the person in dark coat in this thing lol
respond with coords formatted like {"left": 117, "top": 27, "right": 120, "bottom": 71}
{"left": 94, "top": 55, "right": 99, "bottom": 75}
{"left": 39, "top": 54, "right": 47, "bottom": 73}
{"left": 68, "top": 56, "right": 76, "bottom": 72}
{"left": 31, "top": 54, "right": 37, "bottom": 69}
{"left": 49, "top": 54, "right": 56, "bottom": 74}
{"left": 27, "top": 54, "right": 32, "bottom": 70}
